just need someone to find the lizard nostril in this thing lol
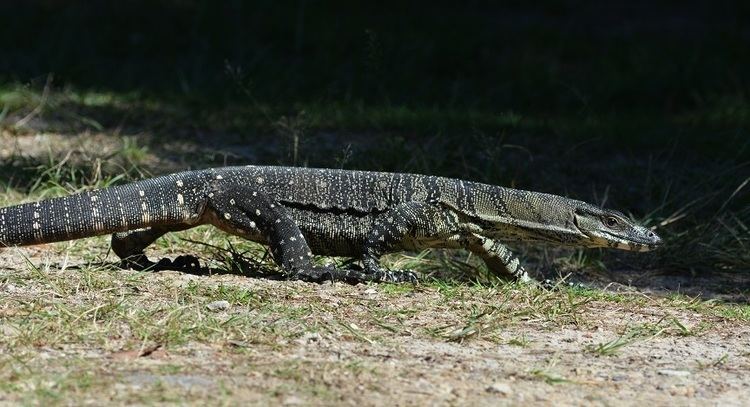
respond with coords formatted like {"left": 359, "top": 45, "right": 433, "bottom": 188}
{"left": 647, "top": 230, "right": 663, "bottom": 245}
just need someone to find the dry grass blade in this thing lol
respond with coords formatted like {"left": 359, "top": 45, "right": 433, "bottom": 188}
{"left": 717, "top": 176, "right": 749, "bottom": 213}
{"left": 13, "top": 73, "right": 53, "bottom": 129}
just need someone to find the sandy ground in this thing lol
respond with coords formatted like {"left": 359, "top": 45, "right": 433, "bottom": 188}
{"left": 1, "top": 246, "right": 749, "bottom": 405}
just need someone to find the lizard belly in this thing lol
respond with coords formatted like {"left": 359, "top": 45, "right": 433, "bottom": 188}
{"left": 289, "top": 209, "right": 374, "bottom": 257}
{"left": 204, "top": 209, "right": 269, "bottom": 245}
{"left": 205, "top": 206, "right": 374, "bottom": 257}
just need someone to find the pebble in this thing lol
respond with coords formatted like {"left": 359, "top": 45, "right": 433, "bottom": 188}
{"left": 658, "top": 369, "right": 691, "bottom": 377}
{"left": 486, "top": 382, "right": 513, "bottom": 396}
{"left": 283, "top": 396, "right": 305, "bottom": 405}
{"left": 206, "top": 300, "right": 230, "bottom": 311}
{"left": 295, "top": 332, "right": 321, "bottom": 345}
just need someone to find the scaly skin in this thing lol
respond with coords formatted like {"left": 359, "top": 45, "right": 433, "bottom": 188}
{"left": 0, "top": 166, "right": 662, "bottom": 283}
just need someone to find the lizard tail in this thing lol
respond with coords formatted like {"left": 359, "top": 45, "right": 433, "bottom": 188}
{"left": 0, "top": 175, "right": 200, "bottom": 248}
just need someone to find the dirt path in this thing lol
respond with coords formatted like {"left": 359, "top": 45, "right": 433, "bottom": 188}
{"left": 1, "top": 247, "right": 748, "bottom": 405}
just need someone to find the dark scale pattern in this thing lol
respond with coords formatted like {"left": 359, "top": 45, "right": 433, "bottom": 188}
{"left": 0, "top": 165, "right": 662, "bottom": 283}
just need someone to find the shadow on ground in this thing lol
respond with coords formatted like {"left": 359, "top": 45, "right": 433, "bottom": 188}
{"left": 568, "top": 269, "right": 750, "bottom": 303}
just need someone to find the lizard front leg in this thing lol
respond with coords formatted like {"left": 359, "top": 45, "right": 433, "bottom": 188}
{"left": 463, "top": 233, "right": 532, "bottom": 282}
{"left": 362, "top": 202, "right": 460, "bottom": 283}
{"left": 207, "top": 185, "right": 384, "bottom": 284}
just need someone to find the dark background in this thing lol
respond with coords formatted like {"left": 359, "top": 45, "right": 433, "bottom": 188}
{"left": 2, "top": 1, "right": 748, "bottom": 113}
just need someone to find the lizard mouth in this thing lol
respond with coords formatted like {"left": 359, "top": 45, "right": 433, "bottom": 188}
{"left": 571, "top": 212, "right": 594, "bottom": 242}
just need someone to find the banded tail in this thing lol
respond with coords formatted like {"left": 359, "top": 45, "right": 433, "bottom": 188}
{"left": 0, "top": 173, "right": 204, "bottom": 248}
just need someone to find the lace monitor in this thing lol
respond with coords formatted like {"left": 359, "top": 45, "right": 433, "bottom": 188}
{"left": 0, "top": 166, "right": 662, "bottom": 283}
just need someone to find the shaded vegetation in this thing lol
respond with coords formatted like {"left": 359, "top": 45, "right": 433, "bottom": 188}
{"left": 2, "top": 1, "right": 749, "bottom": 113}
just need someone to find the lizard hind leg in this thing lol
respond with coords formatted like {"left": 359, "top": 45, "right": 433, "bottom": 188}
{"left": 362, "top": 202, "right": 461, "bottom": 283}
{"left": 205, "top": 184, "right": 384, "bottom": 284}
{"left": 111, "top": 224, "right": 198, "bottom": 271}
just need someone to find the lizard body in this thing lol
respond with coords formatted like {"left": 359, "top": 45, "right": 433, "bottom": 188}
{"left": 0, "top": 166, "right": 662, "bottom": 283}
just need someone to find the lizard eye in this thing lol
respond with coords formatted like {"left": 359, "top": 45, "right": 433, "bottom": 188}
{"left": 604, "top": 216, "right": 619, "bottom": 227}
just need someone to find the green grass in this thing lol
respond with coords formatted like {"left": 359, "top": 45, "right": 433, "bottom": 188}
{"left": 587, "top": 315, "right": 712, "bottom": 357}
{"left": 715, "top": 304, "right": 750, "bottom": 321}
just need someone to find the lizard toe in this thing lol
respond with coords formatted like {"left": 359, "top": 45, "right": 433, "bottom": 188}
{"left": 170, "top": 255, "right": 203, "bottom": 272}
{"left": 118, "top": 254, "right": 157, "bottom": 271}
{"left": 287, "top": 266, "right": 331, "bottom": 283}
{"left": 377, "top": 269, "right": 419, "bottom": 284}
{"left": 289, "top": 266, "right": 385, "bottom": 285}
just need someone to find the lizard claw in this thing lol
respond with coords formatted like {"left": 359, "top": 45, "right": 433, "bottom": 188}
{"left": 375, "top": 269, "right": 419, "bottom": 283}
{"left": 169, "top": 255, "right": 203, "bottom": 272}
{"left": 119, "top": 254, "right": 203, "bottom": 273}
{"left": 118, "top": 254, "right": 157, "bottom": 271}
{"left": 288, "top": 266, "right": 418, "bottom": 285}
{"left": 288, "top": 266, "right": 336, "bottom": 283}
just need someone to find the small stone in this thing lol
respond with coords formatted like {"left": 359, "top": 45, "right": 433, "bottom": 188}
{"left": 295, "top": 332, "right": 321, "bottom": 345}
{"left": 486, "top": 382, "right": 513, "bottom": 396}
{"left": 283, "top": 396, "right": 304, "bottom": 405}
{"left": 227, "top": 340, "right": 249, "bottom": 348}
{"left": 363, "top": 288, "right": 377, "bottom": 295}
{"left": 658, "top": 369, "right": 691, "bottom": 377}
{"left": 206, "top": 300, "right": 230, "bottom": 312}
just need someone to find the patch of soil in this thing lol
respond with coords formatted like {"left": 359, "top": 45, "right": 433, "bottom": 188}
{"left": 1, "top": 247, "right": 749, "bottom": 405}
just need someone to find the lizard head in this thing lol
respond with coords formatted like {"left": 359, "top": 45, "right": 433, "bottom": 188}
{"left": 572, "top": 205, "right": 662, "bottom": 252}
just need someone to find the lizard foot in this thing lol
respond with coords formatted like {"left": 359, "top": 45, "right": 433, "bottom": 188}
{"left": 118, "top": 254, "right": 157, "bottom": 271}
{"left": 370, "top": 269, "right": 419, "bottom": 283}
{"left": 118, "top": 254, "right": 203, "bottom": 273}
{"left": 165, "top": 255, "right": 203, "bottom": 272}
{"left": 288, "top": 266, "right": 370, "bottom": 284}
{"left": 290, "top": 266, "right": 418, "bottom": 284}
